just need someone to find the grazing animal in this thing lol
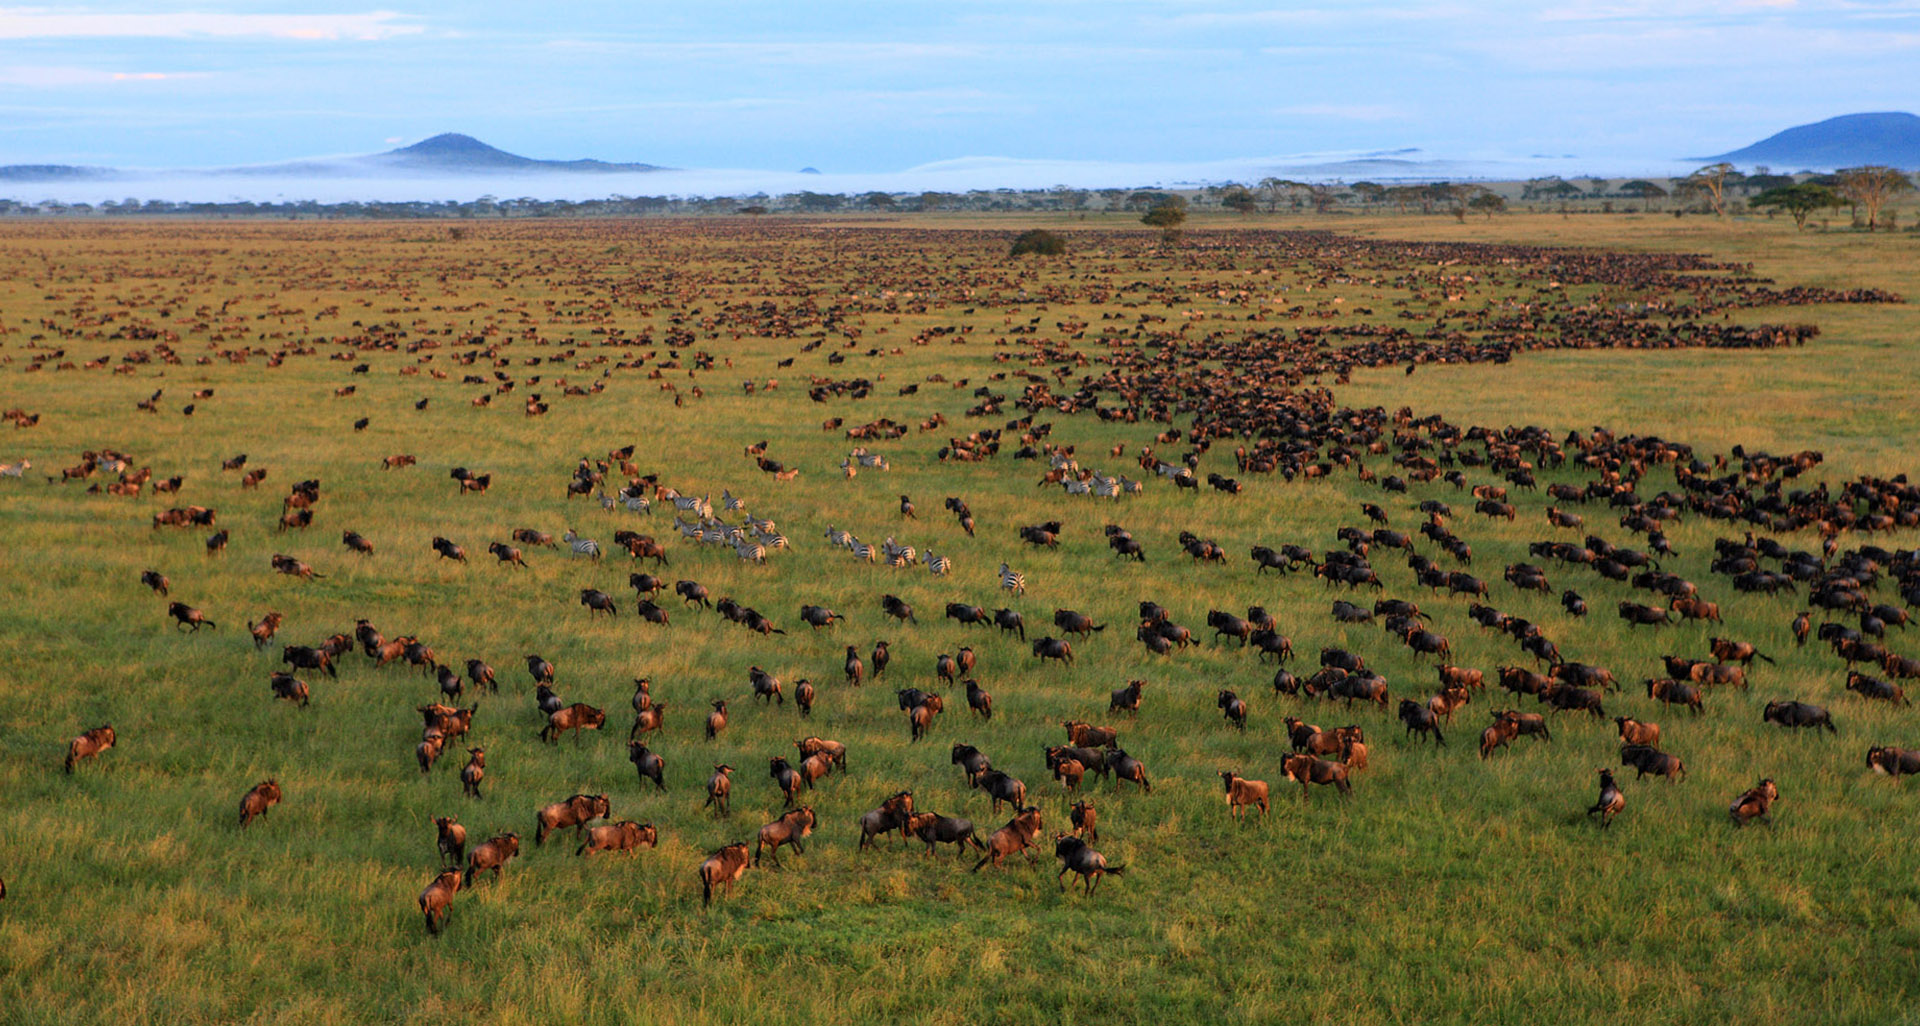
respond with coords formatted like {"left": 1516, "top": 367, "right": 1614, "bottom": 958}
{"left": 268, "top": 671, "right": 310, "bottom": 708}
{"left": 140, "top": 569, "right": 170, "bottom": 596}
{"left": 1217, "top": 689, "right": 1248, "bottom": 730}
{"left": 418, "top": 870, "right": 463, "bottom": 935}
{"left": 1399, "top": 699, "right": 1445, "bottom": 746}
{"left": 1054, "top": 835, "right": 1125, "bottom": 895}
{"left": 464, "top": 832, "right": 521, "bottom": 886}
{"left": 168, "top": 602, "right": 216, "bottom": 632}
{"left": 1867, "top": 746, "right": 1920, "bottom": 777}
{"left": 706, "top": 699, "right": 728, "bottom": 740}
{"left": 998, "top": 562, "right": 1027, "bottom": 595}
{"left": 540, "top": 703, "right": 606, "bottom": 744}
{"left": 237, "top": 779, "right": 282, "bottom": 828}
{"left": 534, "top": 794, "right": 610, "bottom": 846}
{"left": 1032, "top": 637, "right": 1074, "bottom": 665}
{"left": 698, "top": 842, "right": 752, "bottom": 906}
{"left": 1616, "top": 717, "right": 1660, "bottom": 747}
{"left": 435, "top": 816, "right": 468, "bottom": 866}
{"left": 755, "top": 807, "right": 816, "bottom": 867}
{"left": 1221, "top": 771, "right": 1270, "bottom": 819}
{"left": 459, "top": 747, "right": 486, "bottom": 798}
{"left": 858, "top": 791, "right": 917, "bottom": 850}
{"left": 705, "top": 764, "right": 735, "bottom": 815}
{"left": 908, "top": 812, "right": 983, "bottom": 858}
{"left": 1620, "top": 744, "right": 1687, "bottom": 782}
{"left": 971, "top": 806, "right": 1045, "bottom": 871}
{"left": 1729, "top": 779, "right": 1779, "bottom": 827}
{"left": 965, "top": 679, "right": 994, "bottom": 720}
{"left": 1281, "top": 754, "right": 1351, "bottom": 800}
{"left": 562, "top": 529, "right": 602, "bottom": 560}
{"left": 578, "top": 820, "right": 658, "bottom": 857}
{"left": 1763, "top": 700, "right": 1835, "bottom": 733}
{"left": 65, "top": 724, "right": 116, "bottom": 773}
{"left": 1588, "top": 769, "right": 1626, "bottom": 829}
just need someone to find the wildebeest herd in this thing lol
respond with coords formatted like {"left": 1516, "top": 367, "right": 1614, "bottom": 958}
{"left": 5, "top": 222, "right": 1917, "bottom": 966}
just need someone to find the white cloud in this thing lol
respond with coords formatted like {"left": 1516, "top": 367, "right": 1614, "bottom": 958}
{"left": 0, "top": 8, "right": 422, "bottom": 41}
{"left": 0, "top": 64, "right": 209, "bottom": 86}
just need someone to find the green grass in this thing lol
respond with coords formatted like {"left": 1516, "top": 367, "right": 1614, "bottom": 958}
{"left": 1, "top": 215, "right": 1918, "bottom": 1025}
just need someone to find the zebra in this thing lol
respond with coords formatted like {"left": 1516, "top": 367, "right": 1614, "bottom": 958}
{"left": 672, "top": 493, "right": 711, "bottom": 519}
{"left": 754, "top": 530, "right": 790, "bottom": 551}
{"left": 621, "top": 490, "right": 651, "bottom": 515}
{"left": 998, "top": 562, "right": 1026, "bottom": 595}
{"left": 840, "top": 459, "right": 858, "bottom": 479}
{"left": 824, "top": 526, "right": 853, "bottom": 549}
{"left": 722, "top": 489, "right": 746, "bottom": 514}
{"left": 746, "top": 515, "right": 777, "bottom": 535}
{"left": 676, "top": 519, "right": 705, "bottom": 540}
{"left": 1120, "top": 476, "right": 1144, "bottom": 496}
{"left": 562, "top": 529, "right": 602, "bottom": 560}
{"left": 1091, "top": 475, "right": 1121, "bottom": 500}
{"left": 597, "top": 491, "right": 618, "bottom": 512}
{"left": 1062, "top": 477, "right": 1092, "bottom": 497}
{"left": 0, "top": 459, "right": 28, "bottom": 479}
{"left": 923, "top": 551, "right": 953, "bottom": 576}
{"left": 733, "top": 539, "right": 768, "bottom": 564}
{"left": 701, "top": 525, "right": 730, "bottom": 546}
{"left": 881, "top": 538, "right": 916, "bottom": 564}
{"left": 850, "top": 540, "right": 878, "bottom": 562}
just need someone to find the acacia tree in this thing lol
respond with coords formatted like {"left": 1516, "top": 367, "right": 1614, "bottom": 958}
{"left": 1467, "top": 192, "right": 1506, "bottom": 220}
{"left": 1684, "top": 163, "right": 1739, "bottom": 217}
{"left": 1618, "top": 180, "right": 1668, "bottom": 212}
{"left": 1140, "top": 198, "right": 1188, "bottom": 244}
{"left": 1834, "top": 166, "right": 1914, "bottom": 231}
{"left": 1750, "top": 183, "right": 1844, "bottom": 228}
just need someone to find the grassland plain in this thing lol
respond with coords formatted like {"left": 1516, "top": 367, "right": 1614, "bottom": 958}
{"left": 0, "top": 214, "right": 1917, "bottom": 1026}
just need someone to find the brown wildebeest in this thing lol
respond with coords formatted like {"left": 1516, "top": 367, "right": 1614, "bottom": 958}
{"left": 1054, "top": 835, "right": 1125, "bottom": 896}
{"left": 907, "top": 812, "right": 982, "bottom": 858}
{"left": 630, "top": 700, "right": 667, "bottom": 739}
{"left": 1616, "top": 717, "right": 1660, "bottom": 748}
{"left": 1670, "top": 598, "right": 1721, "bottom": 623}
{"left": 1729, "top": 779, "right": 1779, "bottom": 827}
{"left": 1479, "top": 715, "right": 1518, "bottom": 759}
{"left": 417, "top": 731, "right": 447, "bottom": 775}
{"left": 1108, "top": 749, "right": 1152, "bottom": 793}
{"left": 249, "top": 612, "right": 284, "bottom": 649}
{"left": 1867, "top": 746, "right": 1920, "bottom": 777}
{"left": 1587, "top": 769, "right": 1625, "bottom": 829}
{"left": 1032, "top": 637, "right": 1074, "bottom": 665}
{"left": 1708, "top": 637, "right": 1774, "bottom": 667}
{"left": 1763, "top": 700, "right": 1835, "bottom": 733}
{"left": 418, "top": 869, "right": 462, "bottom": 935}
{"left": 578, "top": 820, "right": 658, "bottom": 857}
{"left": 965, "top": 679, "right": 993, "bottom": 720}
{"left": 1220, "top": 772, "right": 1269, "bottom": 819}
{"left": 627, "top": 741, "right": 666, "bottom": 791}
{"left": 1053, "top": 757, "right": 1085, "bottom": 791}
{"left": 698, "top": 842, "right": 751, "bottom": 906}
{"left": 1617, "top": 601, "right": 1670, "bottom": 627}
{"left": 455, "top": 747, "right": 484, "bottom": 798}
{"left": 1540, "top": 683, "right": 1605, "bottom": 719}
{"left": 488, "top": 541, "right": 528, "bottom": 568}
{"left": 435, "top": 816, "right": 467, "bottom": 866}
{"left": 268, "top": 671, "right": 309, "bottom": 708}
{"left": 1218, "top": 690, "right": 1248, "bottom": 730}
{"left": 908, "top": 699, "right": 939, "bottom": 742}
{"left": 534, "top": 794, "right": 610, "bottom": 846}
{"left": 1438, "top": 665, "right": 1484, "bottom": 692}
{"left": 971, "top": 806, "right": 1045, "bottom": 871}
{"left": 975, "top": 769, "right": 1028, "bottom": 813}
{"left": 540, "top": 703, "right": 606, "bottom": 744}
{"left": 706, "top": 700, "right": 728, "bottom": 740}
{"left": 1620, "top": 745, "right": 1687, "bottom": 782}
{"left": 858, "top": 791, "right": 916, "bottom": 850}
{"left": 65, "top": 725, "right": 116, "bottom": 773}
{"left": 797, "top": 737, "right": 848, "bottom": 771}
{"left": 1070, "top": 800, "right": 1098, "bottom": 842}
{"left": 1428, "top": 685, "right": 1472, "bottom": 723}
{"left": 1110, "top": 679, "right": 1146, "bottom": 716}
{"left": 1399, "top": 699, "right": 1446, "bottom": 745}
{"left": 1281, "top": 754, "right": 1351, "bottom": 800}
{"left": 755, "top": 806, "right": 815, "bottom": 866}
{"left": 237, "top": 779, "right": 282, "bottom": 828}
{"left": 168, "top": 602, "right": 216, "bottom": 631}
{"left": 769, "top": 757, "right": 802, "bottom": 807}
{"left": 1690, "top": 663, "right": 1748, "bottom": 690}
{"left": 951, "top": 742, "right": 991, "bottom": 785}
{"left": 1846, "top": 672, "right": 1910, "bottom": 705}
{"left": 798, "top": 752, "right": 835, "bottom": 791}
{"left": 705, "top": 764, "right": 735, "bottom": 815}
{"left": 464, "top": 832, "right": 520, "bottom": 886}
{"left": 749, "top": 666, "right": 784, "bottom": 706}
{"left": 1646, "top": 677, "right": 1704, "bottom": 715}
{"left": 1064, "top": 721, "right": 1118, "bottom": 748}
{"left": 140, "top": 569, "right": 170, "bottom": 596}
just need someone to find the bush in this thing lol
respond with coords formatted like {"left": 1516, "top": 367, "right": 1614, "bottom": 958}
{"left": 1009, "top": 229, "right": 1068, "bottom": 257}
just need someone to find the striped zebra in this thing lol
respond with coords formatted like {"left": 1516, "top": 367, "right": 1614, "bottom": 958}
{"left": 882, "top": 538, "right": 916, "bottom": 564}
{"left": 675, "top": 519, "right": 705, "bottom": 540}
{"left": 1062, "top": 477, "right": 1092, "bottom": 497}
{"left": 597, "top": 490, "right": 617, "bottom": 512}
{"left": 1120, "top": 476, "right": 1144, "bottom": 496}
{"left": 886, "top": 551, "right": 912, "bottom": 568}
{"left": 672, "top": 493, "right": 712, "bottom": 519}
{"left": 562, "top": 529, "right": 602, "bottom": 560}
{"left": 620, "top": 490, "right": 652, "bottom": 514}
{"left": 733, "top": 539, "right": 768, "bottom": 564}
{"left": 0, "top": 459, "right": 28, "bottom": 479}
{"left": 840, "top": 459, "right": 858, "bottom": 479}
{"left": 746, "top": 515, "right": 777, "bottom": 535}
{"left": 722, "top": 489, "right": 746, "bottom": 514}
{"left": 824, "top": 526, "right": 853, "bottom": 549}
{"left": 998, "top": 562, "right": 1026, "bottom": 595}
{"left": 701, "top": 525, "right": 730, "bottom": 546}
{"left": 923, "top": 550, "right": 953, "bottom": 576}
{"left": 1091, "top": 475, "right": 1121, "bottom": 500}
{"left": 754, "top": 529, "right": 790, "bottom": 551}
{"left": 850, "top": 539, "right": 878, "bottom": 562}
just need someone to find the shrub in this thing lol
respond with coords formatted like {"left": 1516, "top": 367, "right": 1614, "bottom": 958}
{"left": 1009, "top": 229, "right": 1068, "bottom": 257}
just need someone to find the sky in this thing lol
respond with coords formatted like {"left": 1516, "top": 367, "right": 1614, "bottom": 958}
{"left": 0, "top": 1, "right": 1916, "bottom": 177}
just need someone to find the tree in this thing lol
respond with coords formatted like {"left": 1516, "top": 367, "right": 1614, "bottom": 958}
{"left": 1350, "top": 181, "right": 1384, "bottom": 206}
{"left": 862, "top": 192, "right": 896, "bottom": 210}
{"left": 1683, "top": 163, "right": 1739, "bottom": 217}
{"left": 1220, "top": 185, "right": 1259, "bottom": 214}
{"left": 1467, "top": 192, "right": 1506, "bottom": 220}
{"left": 1749, "top": 183, "right": 1844, "bottom": 228}
{"left": 1834, "top": 166, "right": 1914, "bottom": 231}
{"left": 1009, "top": 229, "right": 1068, "bottom": 257}
{"left": 1140, "top": 198, "right": 1187, "bottom": 243}
{"left": 1617, "top": 180, "right": 1669, "bottom": 212}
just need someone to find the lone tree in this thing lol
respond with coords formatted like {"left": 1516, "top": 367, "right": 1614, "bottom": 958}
{"left": 1141, "top": 197, "right": 1188, "bottom": 243}
{"left": 1008, "top": 229, "right": 1067, "bottom": 257}
{"left": 1220, "top": 185, "right": 1260, "bottom": 214}
{"left": 1467, "top": 192, "right": 1506, "bottom": 220}
{"left": 1834, "top": 166, "right": 1914, "bottom": 231}
{"left": 1618, "top": 180, "right": 1669, "bottom": 212}
{"left": 1683, "top": 163, "right": 1740, "bottom": 217}
{"left": 1750, "top": 183, "right": 1845, "bottom": 229}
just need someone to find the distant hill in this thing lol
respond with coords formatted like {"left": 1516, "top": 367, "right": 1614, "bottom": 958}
{"left": 1702, "top": 112, "right": 1920, "bottom": 170}
{"left": 0, "top": 133, "right": 661, "bottom": 182}
{"left": 365, "top": 133, "right": 662, "bottom": 174}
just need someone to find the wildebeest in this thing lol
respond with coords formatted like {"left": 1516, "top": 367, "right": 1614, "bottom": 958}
{"left": 1540, "top": 683, "right": 1605, "bottom": 719}
{"left": 1281, "top": 754, "right": 1351, "bottom": 800}
{"left": 704, "top": 764, "right": 735, "bottom": 815}
{"left": 435, "top": 816, "right": 467, "bottom": 866}
{"left": 1220, "top": 771, "right": 1269, "bottom": 819}
{"left": 1398, "top": 699, "right": 1445, "bottom": 745}
{"left": 1110, "top": 679, "right": 1146, "bottom": 716}
{"left": 418, "top": 869, "right": 462, "bottom": 935}
{"left": 675, "top": 579, "right": 711, "bottom": 608}
{"left": 237, "top": 779, "right": 282, "bottom": 828}
{"left": 534, "top": 794, "right": 610, "bottom": 846}
{"left": 1709, "top": 637, "right": 1774, "bottom": 667}
{"left": 465, "top": 832, "right": 520, "bottom": 885}
{"left": 1645, "top": 677, "right": 1704, "bottom": 715}
{"left": 1588, "top": 769, "right": 1626, "bottom": 829}
{"left": 975, "top": 769, "right": 1028, "bottom": 813}
{"left": 628, "top": 741, "right": 666, "bottom": 790}
{"left": 907, "top": 812, "right": 983, "bottom": 858}
{"left": 971, "top": 806, "right": 1045, "bottom": 871}
{"left": 1617, "top": 601, "right": 1670, "bottom": 627}
{"left": 964, "top": 679, "right": 994, "bottom": 720}
{"left": 706, "top": 699, "right": 728, "bottom": 740}
{"left": 65, "top": 724, "right": 116, "bottom": 773}
{"left": 858, "top": 791, "right": 917, "bottom": 850}
{"left": 1032, "top": 637, "right": 1074, "bottom": 665}
{"left": 1729, "top": 779, "right": 1779, "bottom": 827}
{"left": 268, "top": 671, "right": 310, "bottom": 708}
{"left": 168, "top": 602, "right": 216, "bottom": 632}
{"left": 1620, "top": 744, "right": 1687, "bottom": 782}
{"left": 1107, "top": 748, "right": 1152, "bottom": 793}
{"left": 749, "top": 666, "right": 784, "bottom": 706}
{"left": 993, "top": 607, "right": 1026, "bottom": 640}
{"left": 951, "top": 742, "right": 992, "bottom": 785}
{"left": 1054, "top": 835, "right": 1125, "bottom": 895}
{"left": 946, "top": 602, "right": 988, "bottom": 627}
{"left": 1217, "top": 689, "right": 1248, "bottom": 730}
{"left": 540, "top": 703, "right": 606, "bottom": 744}
{"left": 1845, "top": 671, "right": 1909, "bottom": 705}
{"left": 754, "top": 806, "right": 815, "bottom": 867}
{"left": 578, "top": 820, "right": 658, "bottom": 857}
{"left": 1763, "top": 700, "right": 1835, "bottom": 733}
{"left": 1616, "top": 717, "right": 1660, "bottom": 747}
{"left": 1867, "top": 746, "right": 1920, "bottom": 777}
{"left": 697, "top": 842, "right": 751, "bottom": 905}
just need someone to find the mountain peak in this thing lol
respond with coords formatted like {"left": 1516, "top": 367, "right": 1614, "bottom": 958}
{"left": 372, "top": 133, "right": 663, "bottom": 174}
{"left": 1703, "top": 112, "right": 1920, "bottom": 170}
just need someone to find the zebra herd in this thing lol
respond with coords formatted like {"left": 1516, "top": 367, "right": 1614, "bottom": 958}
{"left": 1046, "top": 452, "right": 1144, "bottom": 500}
{"left": 840, "top": 448, "right": 891, "bottom": 478}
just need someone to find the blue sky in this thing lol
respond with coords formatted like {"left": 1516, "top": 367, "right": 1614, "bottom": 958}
{"left": 1, "top": 1, "right": 1916, "bottom": 171}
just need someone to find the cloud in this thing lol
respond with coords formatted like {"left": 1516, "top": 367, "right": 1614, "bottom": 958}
{"left": 1275, "top": 103, "right": 1408, "bottom": 121}
{"left": 0, "top": 64, "right": 209, "bottom": 86}
{"left": 0, "top": 8, "right": 422, "bottom": 41}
